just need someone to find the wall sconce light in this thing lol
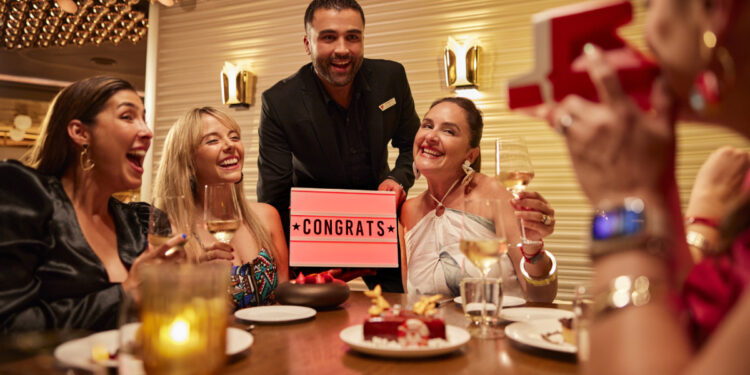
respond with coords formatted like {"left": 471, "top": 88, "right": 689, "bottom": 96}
{"left": 444, "top": 37, "right": 480, "bottom": 89}
{"left": 221, "top": 62, "right": 255, "bottom": 108}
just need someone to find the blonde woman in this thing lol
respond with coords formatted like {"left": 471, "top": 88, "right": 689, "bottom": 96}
{"left": 153, "top": 107, "right": 288, "bottom": 308}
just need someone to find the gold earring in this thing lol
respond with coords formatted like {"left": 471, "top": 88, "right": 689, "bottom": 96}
{"left": 80, "top": 144, "right": 95, "bottom": 171}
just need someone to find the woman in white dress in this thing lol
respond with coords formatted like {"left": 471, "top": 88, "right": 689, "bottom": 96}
{"left": 399, "top": 97, "right": 558, "bottom": 302}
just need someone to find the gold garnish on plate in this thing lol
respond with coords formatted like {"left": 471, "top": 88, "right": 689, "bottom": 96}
{"left": 412, "top": 294, "right": 442, "bottom": 316}
{"left": 364, "top": 285, "right": 391, "bottom": 316}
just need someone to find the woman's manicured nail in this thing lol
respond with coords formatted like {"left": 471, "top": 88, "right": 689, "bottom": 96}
{"left": 181, "top": 233, "right": 187, "bottom": 239}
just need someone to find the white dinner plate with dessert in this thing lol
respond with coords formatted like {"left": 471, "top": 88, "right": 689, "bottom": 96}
{"left": 453, "top": 295, "right": 526, "bottom": 308}
{"left": 504, "top": 319, "right": 577, "bottom": 354}
{"left": 53, "top": 325, "right": 253, "bottom": 372}
{"left": 339, "top": 324, "right": 471, "bottom": 358}
{"left": 234, "top": 305, "right": 316, "bottom": 323}
{"left": 499, "top": 307, "right": 574, "bottom": 322}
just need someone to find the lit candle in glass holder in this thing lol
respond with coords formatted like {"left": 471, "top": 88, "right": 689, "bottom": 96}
{"left": 140, "top": 264, "right": 229, "bottom": 375}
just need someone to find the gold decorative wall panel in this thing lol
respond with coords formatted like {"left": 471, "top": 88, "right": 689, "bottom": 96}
{"left": 152, "top": 0, "right": 749, "bottom": 301}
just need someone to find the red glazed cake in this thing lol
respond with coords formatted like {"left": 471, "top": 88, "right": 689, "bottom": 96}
{"left": 363, "top": 311, "right": 446, "bottom": 341}
{"left": 361, "top": 286, "right": 447, "bottom": 347}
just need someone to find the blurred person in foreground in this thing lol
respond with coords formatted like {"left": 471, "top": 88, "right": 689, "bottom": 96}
{"left": 0, "top": 76, "right": 184, "bottom": 333}
{"left": 400, "top": 97, "right": 557, "bottom": 302}
{"left": 153, "top": 106, "right": 288, "bottom": 308}
{"left": 537, "top": 0, "right": 750, "bottom": 373}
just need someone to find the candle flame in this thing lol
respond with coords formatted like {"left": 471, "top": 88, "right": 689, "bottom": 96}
{"left": 169, "top": 318, "right": 190, "bottom": 344}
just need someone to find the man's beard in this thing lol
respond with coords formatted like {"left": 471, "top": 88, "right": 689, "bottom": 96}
{"left": 312, "top": 54, "right": 363, "bottom": 87}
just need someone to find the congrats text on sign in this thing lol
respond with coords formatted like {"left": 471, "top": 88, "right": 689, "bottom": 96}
{"left": 289, "top": 188, "right": 398, "bottom": 268}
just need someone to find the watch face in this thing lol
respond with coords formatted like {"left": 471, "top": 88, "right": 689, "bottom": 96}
{"left": 592, "top": 208, "right": 645, "bottom": 240}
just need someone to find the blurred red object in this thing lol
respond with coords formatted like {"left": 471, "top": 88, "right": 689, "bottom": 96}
{"left": 508, "top": 0, "right": 659, "bottom": 111}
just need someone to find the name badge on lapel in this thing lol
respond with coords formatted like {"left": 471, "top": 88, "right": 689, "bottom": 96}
{"left": 378, "top": 98, "right": 396, "bottom": 111}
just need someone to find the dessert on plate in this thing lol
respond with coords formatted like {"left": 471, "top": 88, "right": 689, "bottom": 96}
{"left": 541, "top": 317, "right": 576, "bottom": 346}
{"left": 361, "top": 286, "right": 447, "bottom": 347}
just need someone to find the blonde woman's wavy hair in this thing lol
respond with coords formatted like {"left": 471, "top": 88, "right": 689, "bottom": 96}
{"left": 152, "top": 106, "right": 274, "bottom": 262}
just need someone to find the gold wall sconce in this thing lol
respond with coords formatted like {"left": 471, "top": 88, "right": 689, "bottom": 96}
{"left": 444, "top": 37, "right": 480, "bottom": 89}
{"left": 221, "top": 62, "right": 255, "bottom": 108}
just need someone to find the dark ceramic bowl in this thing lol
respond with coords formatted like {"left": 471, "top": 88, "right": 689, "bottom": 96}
{"left": 275, "top": 281, "right": 350, "bottom": 309}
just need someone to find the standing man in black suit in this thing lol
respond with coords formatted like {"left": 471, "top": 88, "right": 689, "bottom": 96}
{"left": 257, "top": 0, "right": 419, "bottom": 292}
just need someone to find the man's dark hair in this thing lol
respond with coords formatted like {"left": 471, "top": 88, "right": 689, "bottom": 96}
{"left": 304, "top": 0, "right": 365, "bottom": 30}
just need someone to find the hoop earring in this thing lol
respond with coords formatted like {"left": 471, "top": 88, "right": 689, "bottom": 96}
{"left": 79, "top": 144, "right": 95, "bottom": 171}
{"left": 461, "top": 160, "right": 475, "bottom": 185}
{"left": 690, "top": 31, "right": 736, "bottom": 114}
{"left": 412, "top": 161, "right": 421, "bottom": 180}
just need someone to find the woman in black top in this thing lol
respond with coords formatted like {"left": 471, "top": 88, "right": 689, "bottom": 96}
{"left": 0, "top": 76, "right": 183, "bottom": 333}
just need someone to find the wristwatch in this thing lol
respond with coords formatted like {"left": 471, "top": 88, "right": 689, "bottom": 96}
{"left": 589, "top": 197, "right": 670, "bottom": 260}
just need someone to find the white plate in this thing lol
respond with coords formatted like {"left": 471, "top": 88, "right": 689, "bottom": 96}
{"left": 499, "top": 307, "right": 574, "bottom": 322}
{"left": 234, "top": 305, "right": 316, "bottom": 323}
{"left": 453, "top": 295, "right": 526, "bottom": 307}
{"left": 505, "top": 319, "right": 576, "bottom": 354}
{"left": 339, "top": 324, "right": 470, "bottom": 358}
{"left": 53, "top": 326, "right": 253, "bottom": 372}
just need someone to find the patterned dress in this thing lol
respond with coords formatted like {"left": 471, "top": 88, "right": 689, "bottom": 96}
{"left": 229, "top": 249, "right": 278, "bottom": 309}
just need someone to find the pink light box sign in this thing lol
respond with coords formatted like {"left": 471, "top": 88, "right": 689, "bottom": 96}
{"left": 289, "top": 187, "right": 398, "bottom": 268}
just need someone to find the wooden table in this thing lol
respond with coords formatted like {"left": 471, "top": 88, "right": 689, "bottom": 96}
{"left": 0, "top": 292, "right": 578, "bottom": 375}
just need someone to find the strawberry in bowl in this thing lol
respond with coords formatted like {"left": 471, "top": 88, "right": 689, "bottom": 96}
{"left": 275, "top": 271, "right": 350, "bottom": 309}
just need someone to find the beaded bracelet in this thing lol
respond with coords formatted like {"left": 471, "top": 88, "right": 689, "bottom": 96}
{"left": 519, "top": 240, "right": 545, "bottom": 264}
{"left": 519, "top": 250, "right": 557, "bottom": 286}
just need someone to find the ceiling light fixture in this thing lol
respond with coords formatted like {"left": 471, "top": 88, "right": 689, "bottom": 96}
{"left": 0, "top": 0, "right": 165, "bottom": 50}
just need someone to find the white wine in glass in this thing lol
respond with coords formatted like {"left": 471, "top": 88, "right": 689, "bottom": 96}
{"left": 206, "top": 219, "right": 240, "bottom": 243}
{"left": 459, "top": 238, "right": 508, "bottom": 277}
{"left": 495, "top": 136, "right": 535, "bottom": 241}
{"left": 495, "top": 136, "right": 534, "bottom": 198}
{"left": 460, "top": 199, "right": 507, "bottom": 339}
{"left": 204, "top": 183, "right": 241, "bottom": 244}
{"left": 497, "top": 170, "right": 535, "bottom": 196}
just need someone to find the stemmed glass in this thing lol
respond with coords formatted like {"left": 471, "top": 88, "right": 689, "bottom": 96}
{"left": 204, "top": 183, "right": 241, "bottom": 244}
{"left": 460, "top": 199, "right": 508, "bottom": 338}
{"left": 495, "top": 136, "right": 536, "bottom": 243}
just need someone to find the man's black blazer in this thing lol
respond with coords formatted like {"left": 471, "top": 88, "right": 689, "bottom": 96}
{"left": 257, "top": 58, "right": 420, "bottom": 233}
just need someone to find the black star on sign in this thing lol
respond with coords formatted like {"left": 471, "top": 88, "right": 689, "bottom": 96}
{"left": 387, "top": 225, "right": 395, "bottom": 233}
{"left": 292, "top": 222, "right": 300, "bottom": 231}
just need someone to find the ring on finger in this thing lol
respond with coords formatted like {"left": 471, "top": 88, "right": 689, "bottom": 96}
{"left": 541, "top": 214, "right": 551, "bottom": 226}
{"left": 556, "top": 114, "right": 573, "bottom": 135}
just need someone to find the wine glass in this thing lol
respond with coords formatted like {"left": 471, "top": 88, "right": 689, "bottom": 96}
{"left": 204, "top": 183, "right": 241, "bottom": 244}
{"left": 460, "top": 198, "right": 508, "bottom": 338}
{"left": 149, "top": 195, "right": 187, "bottom": 258}
{"left": 495, "top": 136, "right": 536, "bottom": 244}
